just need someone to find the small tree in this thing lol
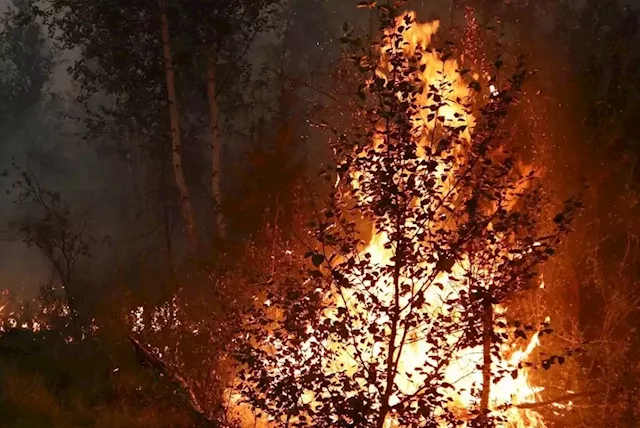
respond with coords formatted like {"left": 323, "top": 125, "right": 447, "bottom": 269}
{"left": 233, "top": 4, "right": 578, "bottom": 427}
{"left": 7, "top": 162, "right": 93, "bottom": 325}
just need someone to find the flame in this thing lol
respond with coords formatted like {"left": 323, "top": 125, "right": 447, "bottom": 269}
{"left": 339, "top": 13, "right": 546, "bottom": 426}
{"left": 228, "top": 12, "right": 545, "bottom": 428}
{"left": 144, "top": 11, "right": 550, "bottom": 427}
{"left": 293, "top": 231, "right": 546, "bottom": 427}
{"left": 0, "top": 289, "right": 86, "bottom": 337}
{"left": 232, "top": 12, "right": 546, "bottom": 427}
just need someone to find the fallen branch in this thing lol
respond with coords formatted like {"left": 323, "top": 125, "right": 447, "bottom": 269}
{"left": 516, "top": 391, "right": 597, "bottom": 410}
{"left": 128, "top": 334, "right": 218, "bottom": 427}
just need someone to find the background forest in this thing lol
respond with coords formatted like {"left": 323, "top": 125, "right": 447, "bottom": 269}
{"left": 0, "top": 0, "right": 639, "bottom": 427}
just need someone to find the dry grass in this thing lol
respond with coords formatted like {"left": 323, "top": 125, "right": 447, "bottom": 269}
{"left": 0, "top": 361, "right": 194, "bottom": 428}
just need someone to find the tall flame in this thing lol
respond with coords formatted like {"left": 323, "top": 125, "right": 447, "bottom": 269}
{"left": 347, "top": 12, "right": 545, "bottom": 427}
{"left": 355, "top": 12, "right": 545, "bottom": 426}
{"left": 231, "top": 11, "right": 548, "bottom": 428}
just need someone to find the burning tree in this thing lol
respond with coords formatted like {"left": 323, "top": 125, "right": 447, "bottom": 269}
{"left": 232, "top": 4, "right": 579, "bottom": 428}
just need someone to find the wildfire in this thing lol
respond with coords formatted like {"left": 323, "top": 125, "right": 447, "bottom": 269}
{"left": 126, "top": 9, "right": 555, "bottom": 428}
{"left": 229, "top": 11, "right": 549, "bottom": 428}
{"left": 337, "top": 12, "right": 546, "bottom": 426}
{"left": 0, "top": 290, "right": 87, "bottom": 339}
{"left": 330, "top": 233, "right": 548, "bottom": 428}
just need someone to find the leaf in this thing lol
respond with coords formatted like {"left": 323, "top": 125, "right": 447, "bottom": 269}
{"left": 311, "top": 253, "right": 325, "bottom": 267}
{"left": 436, "top": 256, "right": 455, "bottom": 273}
{"left": 309, "top": 270, "right": 323, "bottom": 279}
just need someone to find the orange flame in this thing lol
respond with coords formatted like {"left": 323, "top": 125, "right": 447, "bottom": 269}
{"left": 347, "top": 13, "right": 546, "bottom": 427}
{"left": 235, "top": 11, "right": 547, "bottom": 428}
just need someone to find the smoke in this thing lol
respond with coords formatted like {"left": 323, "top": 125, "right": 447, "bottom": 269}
{"left": 0, "top": 0, "right": 499, "bottom": 299}
{"left": 0, "top": 0, "right": 125, "bottom": 297}
{"left": 0, "top": 0, "right": 500, "bottom": 298}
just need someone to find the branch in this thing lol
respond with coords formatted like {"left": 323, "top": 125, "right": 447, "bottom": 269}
{"left": 515, "top": 391, "right": 597, "bottom": 410}
{"left": 128, "top": 335, "right": 218, "bottom": 427}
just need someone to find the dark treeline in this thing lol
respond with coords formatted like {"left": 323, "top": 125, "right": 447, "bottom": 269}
{"left": 0, "top": 0, "right": 639, "bottom": 426}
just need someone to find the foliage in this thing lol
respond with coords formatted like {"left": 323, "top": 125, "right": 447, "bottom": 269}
{"left": 511, "top": 0, "right": 640, "bottom": 420}
{"left": 38, "top": 0, "right": 281, "bottom": 165}
{"left": 39, "top": 0, "right": 284, "bottom": 249}
{"left": 0, "top": 0, "right": 54, "bottom": 126}
{"left": 126, "top": 231, "right": 311, "bottom": 426}
{"left": 561, "top": 0, "right": 640, "bottom": 146}
{"left": 228, "top": 78, "right": 306, "bottom": 238}
{"left": 6, "top": 162, "right": 94, "bottom": 322}
{"left": 0, "top": 327, "right": 197, "bottom": 428}
{"left": 2, "top": 0, "right": 638, "bottom": 427}
{"left": 232, "top": 4, "right": 578, "bottom": 427}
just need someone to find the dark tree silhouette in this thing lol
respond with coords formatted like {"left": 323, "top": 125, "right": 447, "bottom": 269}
{"left": 0, "top": 0, "right": 54, "bottom": 126}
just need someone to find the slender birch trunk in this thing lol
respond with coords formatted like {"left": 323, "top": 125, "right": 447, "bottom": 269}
{"left": 206, "top": 53, "right": 226, "bottom": 239}
{"left": 159, "top": 0, "right": 198, "bottom": 249}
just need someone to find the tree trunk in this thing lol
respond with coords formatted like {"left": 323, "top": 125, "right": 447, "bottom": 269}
{"left": 377, "top": 237, "right": 404, "bottom": 428}
{"left": 159, "top": 0, "right": 198, "bottom": 250}
{"left": 206, "top": 54, "right": 226, "bottom": 239}
{"left": 160, "top": 156, "right": 175, "bottom": 275}
{"left": 480, "top": 298, "right": 494, "bottom": 416}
